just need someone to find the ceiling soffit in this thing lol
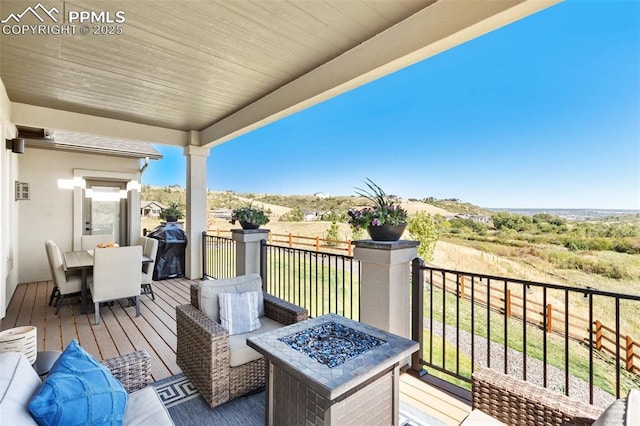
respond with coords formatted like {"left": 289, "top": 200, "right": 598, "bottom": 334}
{"left": 0, "top": 0, "right": 560, "bottom": 147}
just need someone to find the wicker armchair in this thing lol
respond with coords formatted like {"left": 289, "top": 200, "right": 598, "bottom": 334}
{"left": 176, "top": 281, "right": 308, "bottom": 408}
{"left": 471, "top": 367, "right": 604, "bottom": 426}
{"left": 101, "top": 349, "right": 152, "bottom": 393}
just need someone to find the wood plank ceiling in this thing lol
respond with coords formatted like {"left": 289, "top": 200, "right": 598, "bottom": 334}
{"left": 0, "top": 0, "right": 558, "bottom": 147}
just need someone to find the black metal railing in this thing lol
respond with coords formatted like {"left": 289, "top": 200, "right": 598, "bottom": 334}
{"left": 411, "top": 259, "right": 640, "bottom": 406}
{"left": 261, "top": 241, "right": 360, "bottom": 320}
{"left": 202, "top": 232, "right": 236, "bottom": 279}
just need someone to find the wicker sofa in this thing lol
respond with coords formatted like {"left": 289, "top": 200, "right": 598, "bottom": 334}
{"left": 469, "top": 367, "right": 604, "bottom": 426}
{"left": 176, "top": 275, "right": 308, "bottom": 408}
{"left": 1, "top": 348, "right": 173, "bottom": 425}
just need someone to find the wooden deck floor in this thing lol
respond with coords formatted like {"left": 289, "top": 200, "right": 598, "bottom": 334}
{"left": 1, "top": 279, "right": 470, "bottom": 425}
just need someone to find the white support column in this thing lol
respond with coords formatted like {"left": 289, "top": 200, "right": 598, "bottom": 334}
{"left": 231, "top": 229, "right": 269, "bottom": 276}
{"left": 184, "top": 135, "right": 209, "bottom": 279}
{"left": 353, "top": 240, "right": 419, "bottom": 340}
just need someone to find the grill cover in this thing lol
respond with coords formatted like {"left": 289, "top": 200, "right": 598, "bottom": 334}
{"left": 147, "top": 223, "right": 187, "bottom": 280}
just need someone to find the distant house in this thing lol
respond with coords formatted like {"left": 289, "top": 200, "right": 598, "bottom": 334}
{"left": 451, "top": 214, "right": 492, "bottom": 224}
{"left": 210, "top": 208, "right": 233, "bottom": 220}
{"left": 303, "top": 210, "right": 318, "bottom": 221}
{"left": 141, "top": 201, "right": 166, "bottom": 218}
{"left": 314, "top": 192, "right": 329, "bottom": 199}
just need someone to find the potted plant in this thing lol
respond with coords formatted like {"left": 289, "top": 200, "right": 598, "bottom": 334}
{"left": 347, "top": 179, "right": 408, "bottom": 241}
{"left": 230, "top": 202, "right": 270, "bottom": 229}
{"left": 159, "top": 201, "right": 185, "bottom": 223}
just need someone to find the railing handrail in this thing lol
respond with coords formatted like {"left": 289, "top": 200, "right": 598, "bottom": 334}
{"left": 202, "top": 233, "right": 236, "bottom": 279}
{"left": 263, "top": 240, "right": 356, "bottom": 259}
{"left": 261, "top": 240, "right": 360, "bottom": 320}
{"left": 413, "top": 261, "right": 640, "bottom": 405}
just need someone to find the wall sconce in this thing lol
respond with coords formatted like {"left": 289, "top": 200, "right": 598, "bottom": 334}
{"left": 58, "top": 177, "right": 86, "bottom": 189}
{"left": 126, "top": 180, "right": 141, "bottom": 192}
{"left": 5, "top": 138, "right": 25, "bottom": 154}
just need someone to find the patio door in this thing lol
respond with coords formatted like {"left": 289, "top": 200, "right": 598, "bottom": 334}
{"left": 82, "top": 180, "right": 128, "bottom": 245}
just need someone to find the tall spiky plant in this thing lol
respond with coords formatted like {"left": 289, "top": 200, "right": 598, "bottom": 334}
{"left": 348, "top": 179, "right": 408, "bottom": 229}
{"left": 354, "top": 178, "right": 390, "bottom": 210}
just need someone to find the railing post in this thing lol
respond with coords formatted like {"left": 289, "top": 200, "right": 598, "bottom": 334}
{"left": 232, "top": 228, "right": 270, "bottom": 276}
{"left": 260, "top": 239, "right": 267, "bottom": 291}
{"left": 459, "top": 275, "right": 465, "bottom": 298}
{"left": 216, "top": 228, "right": 220, "bottom": 237}
{"left": 546, "top": 304, "right": 553, "bottom": 333}
{"left": 626, "top": 336, "right": 634, "bottom": 371}
{"left": 347, "top": 240, "right": 352, "bottom": 256}
{"left": 201, "top": 231, "right": 208, "bottom": 278}
{"left": 315, "top": 236, "right": 320, "bottom": 251}
{"left": 353, "top": 240, "right": 419, "bottom": 353}
{"left": 595, "top": 320, "right": 603, "bottom": 350}
{"left": 506, "top": 289, "right": 511, "bottom": 317}
{"left": 288, "top": 233, "right": 293, "bottom": 247}
{"left": 411, "top": 257, "right": 426, "bottom": 375}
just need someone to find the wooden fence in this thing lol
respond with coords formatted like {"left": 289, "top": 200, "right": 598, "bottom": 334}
{"left": 430, "top": 273, "right": 640, "bottom": 375}
{"left": 209, "top": 228, "right": 353, "bottom": 255}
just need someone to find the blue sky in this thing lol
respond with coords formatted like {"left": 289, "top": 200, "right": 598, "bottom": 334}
{"left": 143, "top": 0, "right": 640, "bottom": 210}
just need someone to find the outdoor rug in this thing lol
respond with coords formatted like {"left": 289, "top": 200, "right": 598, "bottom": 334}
{"left": 153, "top": 374, "right": 446, "bottom": 426}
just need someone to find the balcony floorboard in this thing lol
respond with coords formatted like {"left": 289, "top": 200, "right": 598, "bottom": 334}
{"left": 2, "top": 278, "right": 471, "bottom": 425}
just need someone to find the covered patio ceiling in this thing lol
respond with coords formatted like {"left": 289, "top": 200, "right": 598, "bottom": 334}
{"left": 1, "top": 0, "right": 560, "bottom": 148}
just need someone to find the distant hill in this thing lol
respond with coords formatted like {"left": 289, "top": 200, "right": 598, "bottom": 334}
{"left": 419, "top": 198, "right": 493, "bottom": 216}
{"left": 142, "top": 186, "right": 497, "bottom": 218}
{"left": 240, "top": 192, "right": 459, "bottom": 217}
{"left": 490, "top": 208, "right": 640, "bottom": 221}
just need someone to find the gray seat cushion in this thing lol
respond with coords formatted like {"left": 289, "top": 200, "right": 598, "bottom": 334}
{"left": 198, "top": 274, "right": 264, "bottom": 323}
{"left": 228, "top": 317, "right": 284, "bottom": 367}
{"left": 460, "top": 409, "right": 506, "bottom": 425}
{"left": 123, "top": 386, "right": 174, "bottom": 426}
{"left": 594, "top": 389, "right": 640, "bottom": 426}
{"left": 0, "top": 352, "right": 40, "bottom": 425}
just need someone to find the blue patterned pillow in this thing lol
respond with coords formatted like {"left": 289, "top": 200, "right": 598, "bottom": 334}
{"left": 28, "top": 339, "right": 128, "bottom": 426}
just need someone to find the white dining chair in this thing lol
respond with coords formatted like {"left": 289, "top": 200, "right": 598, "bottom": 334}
{"left": 44, "top": 240, "right": 84, "bottom": 314}
{"left": 138, "top": 236, "right": 159, "bottom": 300}
{"left": 90, "top": 246, "right": 142, "bottom": 325}
{"left": 80, "top": 234, "right": 115, "bottom": 250}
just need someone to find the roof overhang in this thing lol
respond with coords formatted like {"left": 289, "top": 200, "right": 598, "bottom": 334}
{"left": 2, "top": 0, "right": 561, "bottom": 148}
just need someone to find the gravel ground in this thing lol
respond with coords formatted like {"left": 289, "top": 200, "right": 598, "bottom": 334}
{"left": 423, "top": 319, "right": 616, "bottom": 410}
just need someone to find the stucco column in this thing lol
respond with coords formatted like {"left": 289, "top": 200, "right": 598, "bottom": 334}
{"left": 232, "top": 229, "right": 269, "bottom": 276}
{"left": 354, "top": 240, "right": 419, "bottom": 340}
{"left": 184, "top": 138, "right": 209, "bottom": 280}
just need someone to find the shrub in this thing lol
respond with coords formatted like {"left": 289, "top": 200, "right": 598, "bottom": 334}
{"left": 612, "top": 239, "right": 640, "bottom": 254}
{"left": 159, "top": 201, "right": 185, "bottom": 221}
{"left": 408, "top": 211, "right": 440, "bottom": 262}
{"left": 279, "top": 207, "right": 304, "bottom": 222}
{"left": 325, "top": 221, "right": 340, "bottom": 246}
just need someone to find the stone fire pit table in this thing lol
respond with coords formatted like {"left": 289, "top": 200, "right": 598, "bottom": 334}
{"left": 247, "top": 313, "right": 418, "bottom": 426}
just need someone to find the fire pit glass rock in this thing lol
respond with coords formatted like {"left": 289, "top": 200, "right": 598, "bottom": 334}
{"left": 278, "top": 321, "right": 386, "bottom": 368}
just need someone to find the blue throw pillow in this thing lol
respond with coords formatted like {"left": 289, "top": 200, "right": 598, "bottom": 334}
{"left": 28, "top": 339, "right": 128, "bottom": 426}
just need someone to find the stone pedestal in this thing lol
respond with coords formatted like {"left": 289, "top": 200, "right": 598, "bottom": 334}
{"left": 353, "top": 240, "right": 419, "bottom": 340}
{"left": 231, "top": 229, "right": 269, "bottom": 276}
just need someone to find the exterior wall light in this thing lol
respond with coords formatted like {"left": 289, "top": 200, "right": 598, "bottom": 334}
{"left": 5, "top": 138, "right": 25, "bottom": 154}
{"left": 126, "top": 180, "right": 141, "bottom": 192}
{"left": 58, "top": 177, "right": 86, "bottom": 189}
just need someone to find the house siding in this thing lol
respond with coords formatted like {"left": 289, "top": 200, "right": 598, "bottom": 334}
{"left": 0, "top": 79, "right": 17, "bottom": 319}
{"left": 17, "top": 148, "right": 141, "bottom": 283}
